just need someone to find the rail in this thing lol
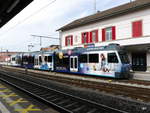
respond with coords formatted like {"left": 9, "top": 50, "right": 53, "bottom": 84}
{"left": 0, "top": 71, "right": 128, "bottom": 113}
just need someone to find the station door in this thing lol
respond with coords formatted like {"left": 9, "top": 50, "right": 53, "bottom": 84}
{"left": 132, "top": 53, "right": 147, "bottom": 71}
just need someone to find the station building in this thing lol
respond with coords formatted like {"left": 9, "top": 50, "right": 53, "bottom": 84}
{"left": 58, "top": 0, "right": 150, "bottom": 72}
{"left": 0, "top": 52, "right": 18, "bottom": 64}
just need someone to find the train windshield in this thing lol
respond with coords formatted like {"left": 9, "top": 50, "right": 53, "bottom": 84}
{"left": 119, "top": 52, "right": 130, "bottom": 64}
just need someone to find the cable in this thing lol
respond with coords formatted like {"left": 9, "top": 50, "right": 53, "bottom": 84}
{"left": 0, "top": 0, "right": 56, "bottom": 37}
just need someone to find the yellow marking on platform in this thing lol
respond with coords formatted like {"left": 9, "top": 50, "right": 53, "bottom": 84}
{"left": 0, "top": 85, "right": 6, "bottom": 88}
{"left": 0, "top": 89, "right": 11, "bottom": 93}
{"left": 9, "top": 98, "right": 28, "bottom": 106}
{"left": 0, "top": 93, "right": 17, "bottom": 99}
{"left": 0, "top": 86, "right": 6, "bottom": 89}
{"left": 15, "top": 104, "right": 41, "bottom": 113}
{"left": 108, "top": 80, "right": 112, "bottom": 83}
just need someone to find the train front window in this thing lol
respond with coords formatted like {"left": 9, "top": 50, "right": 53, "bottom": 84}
{"left": 108, "top": 53, "right": 118, "bottom": 63}
{"left": 89, "top": 54, "right": 99, "bottom": 63}
{"left": 119, "top": 52, "right": 129, "bottom": 64}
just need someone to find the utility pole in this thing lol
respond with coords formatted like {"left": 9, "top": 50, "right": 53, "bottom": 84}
{"left": 94, "top": 0, "right": 97, "bottom": 13}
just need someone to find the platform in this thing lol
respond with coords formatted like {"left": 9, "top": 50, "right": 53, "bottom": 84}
{"left": 0, "top": 81, "right": 59, "bottom": 113}
{"left": 133, "top": 71, "right": 150, "bottom": 81}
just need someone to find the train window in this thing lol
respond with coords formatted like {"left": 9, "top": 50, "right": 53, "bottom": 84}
{"left": 16, "top": 57, "right": 21, "bottom": 64}
{"left": 75, "top": 58, "right": 77, "bottom": 68}
{"left": 48, "top": 56, "right": 52, "bottom": 62}
{"left": 119, "top": 52, "right": 129, "bottom": 64}
{"left": 89, "top": 54, "right": 99, "bottom": 63}
{"left": 39, "top": 56, "right": 42, "bottom": 63}
{"left": 71, "top": 58, "right": 73, "bottom": 68}
{"left": 28, "top": 56, "right": 34, "bottom": 64}
{"left": 44, "top": 56, "right": 48, "bottom": 62}
{"left": 63, "top": 57, "right": 69, "bottom": 66}
{"left": 12, "top": 57, "right": 15, "bottom": 61}
{"left": 23, "top": 56, "right": 28, "bottom": 62}
{"left": 79, "top": 54, "right": 88, "bottom": 63}
{"left": 108, "top": 53, "right": 118, "bottom": 63}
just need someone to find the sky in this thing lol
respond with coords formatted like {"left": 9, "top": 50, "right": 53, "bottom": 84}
{"left": 0, "top": 0, "right": 131, "bottom": 52}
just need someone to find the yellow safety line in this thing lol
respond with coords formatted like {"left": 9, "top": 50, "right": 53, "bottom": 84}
{"left": 9, "top": 98, "right": 28, "bottom": 106}
{"left": 15, "top": 104, "right": 41, "bottom": 113}
{"left": 0, "top": 89, "right": 11, "bottom": 93}
{"left": 0, "top": 85, "right": 6, "bottom": 88}
{"left": 0, "top": 93, "right": 17, "bottom": 99}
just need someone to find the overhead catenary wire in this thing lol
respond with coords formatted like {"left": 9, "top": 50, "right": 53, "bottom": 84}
{"left": 31, "top": 35, "right": 59, "bottom": 40}
{"left": 0, "top": 0, "right": 57, "bottom": 37}
{"left": 30, "top": 34, "right": 59, "bottom": 47}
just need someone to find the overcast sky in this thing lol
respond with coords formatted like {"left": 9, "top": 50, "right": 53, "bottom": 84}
{"left": 0, "top": 0, "right": 131, "bottom": 52}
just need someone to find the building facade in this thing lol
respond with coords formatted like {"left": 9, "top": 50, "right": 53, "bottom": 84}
{"left": 0, "top": 52, "right": 18, "bottom": 65}
{"left": 58, "top": 0, "right": 150, "bottom": 72}
{"left": 40, "top": 45, "right": 59, "bottom": 51}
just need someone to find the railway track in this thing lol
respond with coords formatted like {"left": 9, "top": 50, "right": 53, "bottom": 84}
{"left": 1, "top": 67, "right": 150, "bottom": 102}
{"left": 0, "top": 70, "right": 128, "bottom": 113}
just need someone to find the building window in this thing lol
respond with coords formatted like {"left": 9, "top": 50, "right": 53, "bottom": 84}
{"left": 102, "top": 26, "right": 116, "bottom": 41}
{"left": 82, "top": 32, "right": 89, "bottom": 44}
{"left": 89, "top": 30, "right": 98, "bottom": 43}
{"left": 65, "top": 35, "right": 73, "bottom": 46}
{"left": 106, "top": 28, "right": 112, "bottom": 41}
{"left": 132, "top": 20, "right": 142, "bottom": 38}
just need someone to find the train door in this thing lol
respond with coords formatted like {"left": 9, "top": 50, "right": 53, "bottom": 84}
{"left": 70, "top": 56, "right": 78, "bottom": 72}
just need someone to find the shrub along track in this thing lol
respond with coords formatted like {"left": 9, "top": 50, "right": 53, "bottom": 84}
{"left": 1, "top": 67, "right": 150, "bottom": 103}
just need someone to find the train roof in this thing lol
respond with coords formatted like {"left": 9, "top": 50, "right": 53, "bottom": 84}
{"left": 56, "top": 44, "right": 124, "bottom": 54}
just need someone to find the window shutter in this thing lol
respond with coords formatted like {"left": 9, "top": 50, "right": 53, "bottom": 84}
{"left": 102, "top": 28, "right": 106, "bottom": 42}
{"left": 81, "top": 33, "right": 84, "bottom": 44}
{"left": 86, "top": 32, "right": 89, "bottom": 43}
{"left": 132, "top": 20, "right": 142, "bottom": 37}
{"left": 65, "top": 36, "right": 67, "bottom": 46}
{"left": 89, "top": 32, "right": 92, "bottom": 43}
{"left": 95, "top": 30, "right": 98, "bottom": 42}
{"left": 71, "top": 36, "right": 73, "bottom": 45}
{"left": 112, "top": 26, "right": 116, "bottom": 40}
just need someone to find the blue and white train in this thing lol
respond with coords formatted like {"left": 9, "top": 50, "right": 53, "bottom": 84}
{"left": 10, "top": 44, "right": 132, "bottom": 79}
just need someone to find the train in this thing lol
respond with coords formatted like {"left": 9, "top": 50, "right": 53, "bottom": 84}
{"left": 10, "top": 44, "right": 132, "bottom": 79}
